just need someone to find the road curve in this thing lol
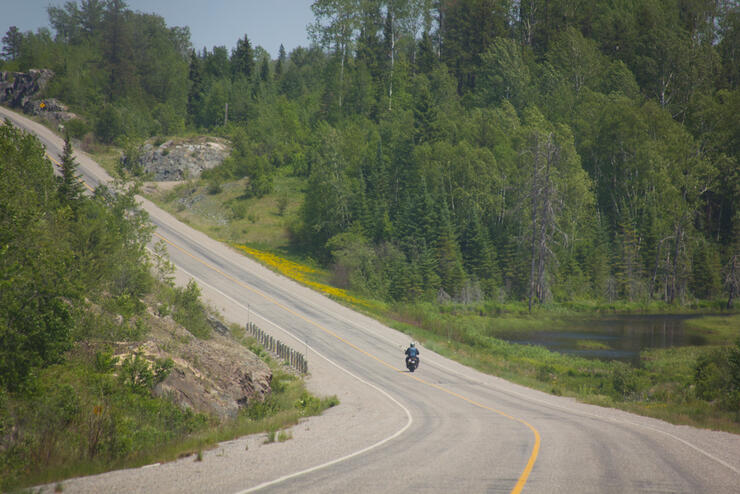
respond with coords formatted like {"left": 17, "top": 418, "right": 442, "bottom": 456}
{"left": 3, "top": 106, "right": 739, "bottom": 493}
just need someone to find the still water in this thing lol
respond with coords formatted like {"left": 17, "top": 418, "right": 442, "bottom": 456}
{"left": 496, "top": 315, "right": 708, "bottom": 364}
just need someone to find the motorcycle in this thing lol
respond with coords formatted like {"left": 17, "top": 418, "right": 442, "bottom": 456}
{"left": 406, "top": 355, "right": 419, "bottom": 372}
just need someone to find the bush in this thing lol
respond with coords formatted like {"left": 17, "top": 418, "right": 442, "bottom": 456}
{"left": 118, "top": 352, "right": 173, "bottom": 394}
{"left": 207, "top": 180, "right": 223, "bottom": 195}
{"left": 611, "top": 365, "right": 643, "bottom": 400}
{"left": 695, "top": 340, "right": 740, "bottom": 410}
{"left": 172, "top": 281, "right": 211, "bottom": 338}
{"left": 64, "top": 118, "right": 90, "bottom": 140}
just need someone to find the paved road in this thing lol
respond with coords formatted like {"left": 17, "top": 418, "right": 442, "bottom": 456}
{"left": 3, "top": 106, "right": 739, "bottom": 493}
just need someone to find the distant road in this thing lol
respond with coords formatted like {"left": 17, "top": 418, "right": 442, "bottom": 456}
{"left": 3, "top": 105, "right": 739, "bottom": 493}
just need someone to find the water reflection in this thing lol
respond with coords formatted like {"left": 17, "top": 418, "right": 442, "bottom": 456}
{"left": 496, "top": 315, "right": 707, "bottom": 364}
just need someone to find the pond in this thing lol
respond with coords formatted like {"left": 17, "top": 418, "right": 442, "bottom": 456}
{"left": 495, "top": 314, "right": 710, "bottom": 364}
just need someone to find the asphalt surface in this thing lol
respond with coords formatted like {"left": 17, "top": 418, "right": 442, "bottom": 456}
{"left": 3, "top": 106, "right": 739, "bottom": 494}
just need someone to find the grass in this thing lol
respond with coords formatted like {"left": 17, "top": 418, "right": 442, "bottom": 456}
{"left": 683, "top": 314, "right": 740, "bottom": 344}
{"left": 145, "top": 166, "right": 305, "bottom": 250}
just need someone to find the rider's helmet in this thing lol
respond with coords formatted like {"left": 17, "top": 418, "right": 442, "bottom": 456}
{"left": 410, "top": 342, "right": 415, "bottom": 348}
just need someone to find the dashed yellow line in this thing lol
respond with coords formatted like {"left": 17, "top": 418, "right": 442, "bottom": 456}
{"left": 154, "top": 231, "right": 541, "bottom": 492}
{"left": 46, "top": 152, "right": 95, "bottom": 192}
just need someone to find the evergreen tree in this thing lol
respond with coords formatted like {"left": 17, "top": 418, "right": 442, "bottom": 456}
{"left": 102, "top": 0, "right": 136, "bottom": 102}
{"left": 1, "top": 26, "right": 23, "bottom": 60}
{"left": 187, "top": 50, "right": 204, "bottom": 123}
{"left": 260, "top": 56, "right": 270, "bottom": 82}
{"left": 416, "top": 31, "right": 437, "bottom": 74}
{"left": 275, "top": 43, "right": 286, "bottom": 78}
{"left": 231, "top": 34, "right": 255, "bottom": 80}
{"left": 57, "top": 133, "right": 85, "bottom": 208}
{"left": 435, "top": 200, "right": 466, "bottom": 298}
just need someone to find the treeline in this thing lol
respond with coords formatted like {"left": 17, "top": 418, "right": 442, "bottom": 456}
{"left": 2, "top": 0, "right": 738, "bottom": 307}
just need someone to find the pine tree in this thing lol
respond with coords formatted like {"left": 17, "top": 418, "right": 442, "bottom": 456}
{"left": 461, "top": 208, "right": 500, "bottom": 297}
{"left": 1, "top": 26, "right": 23, "bottom": 61}
{"left": 416, "top": 31, "right": 437, "bottom": 74}
{"left": 260, "top": 56, "right": 270, "bottom": 82}
{"left": 102, "top": 0, "right": 136, "bottom": 102}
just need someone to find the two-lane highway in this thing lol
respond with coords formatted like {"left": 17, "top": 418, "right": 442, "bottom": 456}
{"left": 3, "top": 106, "right": 739, "bottom": 493}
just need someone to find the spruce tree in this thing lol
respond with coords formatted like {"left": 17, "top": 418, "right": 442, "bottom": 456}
{"left": 435, "top": 200, "right": 466, "bottom": 299}
{"left": 231, "top": 34, "right": 255, "bottom": 80}
{"left": 187, "top": 49, "right": 204, "bottom": 124}
{"left": 260, "top": 56, "right": 270, "bottom": 82}
{"left": 58, "top": 133, "right": 85, "bottom": 208}
{"left": 275, "top": 44, "right": 286, "bottom": 78}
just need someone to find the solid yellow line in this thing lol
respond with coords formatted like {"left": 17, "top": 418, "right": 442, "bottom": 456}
{"left": 155, "top": 232, "right": 541, "bottom": 492}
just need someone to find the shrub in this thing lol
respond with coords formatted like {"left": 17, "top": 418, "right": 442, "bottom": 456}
{"left": 64, "top": 118, "right": 90, "bottom": 140}
{"left": 118, "top": 352, "right": 173, "bottom": 394}
{"left": 207, "top": 180, "right": 223, "bottom": 195}
{"left": 611, "top": 365, "right": 642, "bottom": 400}
{"left": 172, "top": 281, "right": 211, "bottom": 338}
{"left": 695, "top": 340, "right": 740, "bottom": 410}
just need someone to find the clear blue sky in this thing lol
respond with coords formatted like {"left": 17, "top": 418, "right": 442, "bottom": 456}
{"left": 0, "top": 0, "right": 314, "bottom": 57}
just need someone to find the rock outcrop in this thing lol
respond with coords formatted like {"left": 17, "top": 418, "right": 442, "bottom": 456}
{"left": 0, "top": 69, "right": 78, "bottom": 125}
{"left": 115, "top": 307, "right": 272, "bottom": 420}
{"left": 136, "top": 137, "right": 230, "bottom": 181}
{"left": 0, "top": 69, "right": 53, "bottom": 107}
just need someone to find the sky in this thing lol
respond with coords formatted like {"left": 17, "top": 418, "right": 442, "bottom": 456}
{"left": 0, "top": 0, "right": 314, "bottom": 57}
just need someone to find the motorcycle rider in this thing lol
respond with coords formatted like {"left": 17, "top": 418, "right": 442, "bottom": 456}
{"left": 405, "top": 342, "right": 420, "bottom": 368}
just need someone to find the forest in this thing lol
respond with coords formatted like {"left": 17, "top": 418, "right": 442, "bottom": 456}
{"left": 2, "top": 0, "right": 739, "bottom": 309}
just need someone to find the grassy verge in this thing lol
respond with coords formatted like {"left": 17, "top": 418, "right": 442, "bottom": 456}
{"left": 0, "top": 323, "right": 338, "bottom": 492}
{"left": 142, "top": 166, "right": 305, "bottom": 251}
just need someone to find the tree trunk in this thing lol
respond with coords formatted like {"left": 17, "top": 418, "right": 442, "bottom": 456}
{"left": 669, "top": 223, "right": 683, "bottom": 304}
{"left": 388, "top": 12, "right": 395, "bottom": 111}
{"left": 537, "top": 135, "right": 554, "bottom": 303}
{"left": 528, "top": 141, "right": 540, "bottom": 313}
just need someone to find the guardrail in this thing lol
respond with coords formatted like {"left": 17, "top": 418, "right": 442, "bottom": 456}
{"left": 245, "top": 322, "right": 308, "bottom": 374}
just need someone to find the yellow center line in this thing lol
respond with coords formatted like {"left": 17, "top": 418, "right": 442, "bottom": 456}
{"left": 155, "top": 231, "right": 541, "bottom": 492}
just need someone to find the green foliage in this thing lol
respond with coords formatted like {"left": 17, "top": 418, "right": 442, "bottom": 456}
{"left": 0, "top": 125, "right": 154, "bottom": 389}
{"left": 19, "top": 0, "right": 737, "bottom": 307}
{"left": 0, "top": 125, "right": 76, "bottom": 391}
{"left": 0, "top": 353, "right": 209, "bottom": 491}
